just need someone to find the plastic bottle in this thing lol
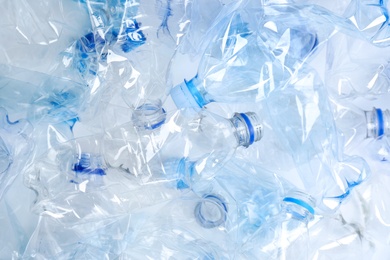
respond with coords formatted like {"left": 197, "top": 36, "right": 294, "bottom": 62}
{"left": 191, "top": 158, "right": 314, "bottom": 257}
{"left": 333, "top": 103, "right": 390, "bottom": 155}
{"left": 104, "top": 108, "right": 263, "bottom": 180}
{"left": 343, "top": 0, "right": 390, "bottom": 47}
{"left": 25, "top": 135, "right": 183, "bottom": 225}
{"left": 0, "top": 108, "right": 33, "bottom": 200}
{"left": 168, "top": 3, "right": 327, "bottom": 110}
{"left": 135, "top": 156, "right": 314, "bottom": 258}
{"left": 86, "top": 0, "right": 186, "bottom": 108}
{"left": 169, "top": 10, "right": 289, "bottom": 109}
{"left": 263, "top": 68, "right": 369, "bottom": 213}
{"left": 60, "top": 32, "right": 100, "bottom": 86}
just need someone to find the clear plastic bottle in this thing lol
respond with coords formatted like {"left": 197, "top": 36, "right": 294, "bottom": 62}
{"left": 264, "top": 68, "right": 369, "bottom": 213}
{"left": 168, "top": 4, "right": 322, "bottom": 110}
{"left": 25, "top": 135, "right": 183, "bottom": 227}
{"left": 139, "top": 156, "right": 315, "bottom": 257}
{"left": 343, "top": 0, "right": 390, "bottom": 47}
{"left": 169, "top": 10, "right": 289, "bottom": 109}
{"left": 103, "top": 108, "right": 263, "bottom": 180}
{"left": 333, "top": 103, "right": 390, "bottom": 155}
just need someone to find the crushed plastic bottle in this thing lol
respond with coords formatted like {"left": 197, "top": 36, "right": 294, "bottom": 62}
{"left": 127, "top": 156, "right": 314, "bottom": 258}
{"left": 333, "top": 102, "right": 390, "bottom": 157}
{"left": 343, "top": 0, "right": 390, "bottom": 47}
{"left": 85, "top": 0, "right": 186, "bottom": 109}
{"left": 104, "top": 108, "right": 263, "bottom": 181}
{"left": 264, "top": 68, "right": 369, "bottom": 212}
{"left": 25, "top": 135, "right": 183, "bottom": 224}
{"left": 169, "top": 7, "right": 291, "bottom": 109}
{"left": 168, "top": 3, "right": 343, "bottom": 110}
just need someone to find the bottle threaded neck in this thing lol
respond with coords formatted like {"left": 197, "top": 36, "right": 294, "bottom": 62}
{"left": 73, "top": 152, "right": 106, "bottom": 176}
{"left": 365, "top": 107, "right": 390, "bottom": 138}
{"left": 131, "top": 100, "right": 167, "bottom": 130}
{"left": 230, "top": 112, "right": 263, "bottom": 148}
{"left": 283, "top": 190, "right": 315, "bottom": 221}
{"left": 194, "top": 194, "right": 228, "bottom": 229}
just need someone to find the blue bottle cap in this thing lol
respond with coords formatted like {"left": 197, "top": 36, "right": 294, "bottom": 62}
{"left": 194, "top": 194, "right": 228, "bottom": 229}
{"left": 170, "top": 76, "right": 208, "bottom": 110}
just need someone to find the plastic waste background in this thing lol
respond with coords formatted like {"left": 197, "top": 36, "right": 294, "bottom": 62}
{"left": 1, "top": 0, "right": 390, "bottom": 259}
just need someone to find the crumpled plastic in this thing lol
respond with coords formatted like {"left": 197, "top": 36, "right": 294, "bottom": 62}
{"left": 1, "top": 0, "right": 390, "bottom": 259}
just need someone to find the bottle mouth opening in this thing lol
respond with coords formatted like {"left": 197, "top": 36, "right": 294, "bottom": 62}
{"left": 195, "top": 194, "right": 228, "bottom": 229}
{"left": 231, "top": 112, "right": 263, "bottom": 148}
{"left": 283, "top": 191, "right": 315, "bottom": 220}
{"left": 132, "top": 100, "right": 167, "bottom": 130}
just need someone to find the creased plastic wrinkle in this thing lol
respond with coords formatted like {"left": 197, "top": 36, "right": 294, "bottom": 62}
{"left": 1, "top": 0, "right": 390, "bottom": 259}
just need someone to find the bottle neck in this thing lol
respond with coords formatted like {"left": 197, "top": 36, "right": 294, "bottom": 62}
{"left": 170, "top": 75, "right": 210, "bottom": 109}
{"left": 283, "top": 190, "right": 315, "bottom": 222}
{"left": 131, "top": 100, "right": 167, "bottom": 130}
{"left": 73, "top": 152, "right": 106, "bottom": 176}
{"left": 194, "top": 194, "right": 228, "bottom": 229}
{"left": 365, "top": 108, "right": 390, "bottom": 138}
{"left": 229, "top": 112, "right": 263, "bottom": 148}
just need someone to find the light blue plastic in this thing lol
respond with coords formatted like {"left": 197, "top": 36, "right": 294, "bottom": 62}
{"left": 265, "top": 68, "right": 369, "bottom": 212}
{"left": 0, "top": 108, "right": 33, "bottom": 200}
{"left": 169, "top": 4, "right": 331, "bottom": 109}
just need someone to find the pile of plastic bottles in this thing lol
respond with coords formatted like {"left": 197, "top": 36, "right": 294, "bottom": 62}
{"left": 1, "top": 0, "right": 390, "bottom": 258}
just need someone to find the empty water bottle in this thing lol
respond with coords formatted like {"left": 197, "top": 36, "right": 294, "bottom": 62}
{"left": 25, "top": 135, "right": 183, "bottom": 226}
{"left": 264, "top": 68, "right": 369, "bottom": 212}
{"left": 169, "top": 3, "right": 335, "bottom": 110}
{"left": 104, "top": 107, "right": 263, "bottom": 181}
{"left": 169, "top": 8, "right": 290, "bottom": 109}
{"left": 333, "top": 102, "right": 390, "bottom": 155}
{"left": 142, "top": 156, "right": 315, "bottom": 257}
